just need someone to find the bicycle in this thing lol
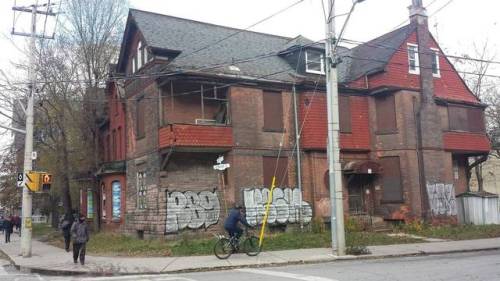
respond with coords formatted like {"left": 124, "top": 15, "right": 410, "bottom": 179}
{"left": 213, "top": 228, "right": 261, "bottom": 259}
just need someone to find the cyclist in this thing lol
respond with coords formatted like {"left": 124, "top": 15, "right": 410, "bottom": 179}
{"left": 224, "top": 204, "right": 251, "bottom": 243}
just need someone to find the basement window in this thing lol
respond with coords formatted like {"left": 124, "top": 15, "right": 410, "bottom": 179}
{"left": 305, "top": 50, "right": 325, "bottom": 74}
{"left": 431, "top": 48, "right": 440, "bottom": 77}
{"left": 407, "top": 43, "right": 419, "bottom": 75}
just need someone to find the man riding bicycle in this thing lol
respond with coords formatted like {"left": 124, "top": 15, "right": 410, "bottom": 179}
{"left": 224, "top": 204, "right": 251, "bottom": 242}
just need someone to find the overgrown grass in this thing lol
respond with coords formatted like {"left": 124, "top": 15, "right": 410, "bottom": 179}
{"left": 40, "top": 229, "right": 420, "bottom": 257}
{"left": 404, "top": 224, "right": 500, "bottom": 240}
{"left": 32, "top": 223, "right": 56, "bottom": 237}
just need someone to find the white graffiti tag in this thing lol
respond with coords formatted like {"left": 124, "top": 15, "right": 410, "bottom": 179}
{"left": 166, "top": 190, "right": 220, "bottom": 233}
{"left": 243, "top": 187, "right": 313, "bottom": 226}
{"left": 427, "top": 183, "right": 457, "bottom": 216}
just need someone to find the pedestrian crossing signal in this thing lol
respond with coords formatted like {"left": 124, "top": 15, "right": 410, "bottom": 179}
{"left": 41, "top": 173, "right": 52, "bottom": 192}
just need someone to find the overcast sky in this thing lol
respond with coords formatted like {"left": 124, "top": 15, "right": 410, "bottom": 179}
{"left": 0, "top": 0, "right": 499, "bottom": 148}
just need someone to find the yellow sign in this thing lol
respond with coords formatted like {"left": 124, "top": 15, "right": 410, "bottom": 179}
{"left": 25, "top": 172, "right": 40, "bottom": 192}
{"left": 24, "top": 217, "right": 32, "bottom": 229}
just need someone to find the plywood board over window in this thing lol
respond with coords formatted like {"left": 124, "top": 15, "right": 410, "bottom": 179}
{"left": 339, "top": 95, "right": 351, "bottom": 133}
{"left": 448, "top": 106, "right": 485, "bottom": 133}
{"left": 263, "top": 156, "right": 289, "bottom": 187}
{"left": 375, "top": 94, "right": 397, "bottom": 133}
{"left": 380, "top": 156, "right": 403, "bottom": 202}
{"left": 263, "top": 91, "right": 284, "bottom": 132}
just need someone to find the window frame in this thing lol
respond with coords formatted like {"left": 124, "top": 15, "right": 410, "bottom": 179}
{"left": 137, "top": 41, "right": 143, "bottom": 70}
{"left": 407, "top": 43, "right": 420, "bottom": 75}
{"left": 380, "top": 156, "right": 404, "bottom": 203}
{"left": 137, "top": 171, "right": 147, "bottom": 210}
{"left": 111, "top": 180, "right": 122, "bottom": 219}
{"left": 431, "top": 48, "right": 441, "bottom": 77}
{"left": 305, "top": 50, "right": 325, "bottom": 75}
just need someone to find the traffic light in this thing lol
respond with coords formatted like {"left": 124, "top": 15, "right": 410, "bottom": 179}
{"left": 24, "top": 171, "right": 52, "bottom": 192}
{"left": 41, "top": 173, "right": 52, "bottom": 192}
{"left": 25, "top": 171, "right": 40, "bottom": 192}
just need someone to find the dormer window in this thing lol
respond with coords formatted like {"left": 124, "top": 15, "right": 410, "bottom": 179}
{"left": 407, "top": 43, "right": 419, "bottom": 75}
{"left": 305, "top": 50, "right": 325, "bottom": 74}
{"left": 431, "top": 48, "right": 440, "bottom": 77}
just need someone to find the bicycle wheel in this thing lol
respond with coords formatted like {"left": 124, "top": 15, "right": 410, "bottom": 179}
{"left": 214, "top": 238, "right": 233, "bottom": 259}
{"left": 243, "top": 236, "right": 261, "bottom": 256}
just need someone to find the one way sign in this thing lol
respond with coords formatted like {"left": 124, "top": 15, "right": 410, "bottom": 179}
{"left": 17, "top": 172, "right": 23, "bottom": 187}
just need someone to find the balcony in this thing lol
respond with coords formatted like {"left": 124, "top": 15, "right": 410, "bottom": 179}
{"left": 159, "top": 123, "right": 233, "bottom": 151}
{"left": 443, "top": 131, "right": 491, "bottom": 153}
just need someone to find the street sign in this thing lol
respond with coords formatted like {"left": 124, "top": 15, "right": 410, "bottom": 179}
{"left": 213, "top": 163, "right": 230, "bottom": 171}
{"left": 17, "top": 173, "right": 23, "bottom": 187}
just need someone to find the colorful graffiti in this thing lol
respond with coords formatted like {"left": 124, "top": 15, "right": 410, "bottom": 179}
{"left": 243, "top": 187, "right": 312, "bottom": 226}
{"left": 427, "top": 183, "right": 457, "bottom": 216}
{"left": 166, "top": 190, "right": 220, "bottom": 233}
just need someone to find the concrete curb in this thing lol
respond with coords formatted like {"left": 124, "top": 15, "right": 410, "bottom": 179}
{"left": 3, "top": 246, "right": 500, "bottom": 277}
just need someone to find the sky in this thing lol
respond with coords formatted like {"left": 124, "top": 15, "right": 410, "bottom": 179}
{"left": 0, "top": 0, "right": 499, "bottom": 148}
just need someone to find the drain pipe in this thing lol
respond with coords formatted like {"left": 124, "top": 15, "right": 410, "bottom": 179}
{"left": 292, "top": 85, "right": 304, "bottom": 229}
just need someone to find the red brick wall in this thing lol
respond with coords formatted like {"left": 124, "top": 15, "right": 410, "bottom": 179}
{"left": 298, "top": 92, "right": 370, "bottom": 151}
{"left": 107, "top": 83, "right": 127, "bottom": 161}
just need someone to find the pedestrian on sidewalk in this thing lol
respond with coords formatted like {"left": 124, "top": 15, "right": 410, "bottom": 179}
{"left": 4, "top": 216, "right": 13, "bottom": 243}
{"left": 59, "top": 213, "right": 73, "bottom": 252}
{"left": 71, "top": 214, "right": 89, "bottom": 265}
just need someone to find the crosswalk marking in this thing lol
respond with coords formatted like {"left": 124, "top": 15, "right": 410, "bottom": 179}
{"left": 237, "top": 268, "right": 339, "bottom": 281}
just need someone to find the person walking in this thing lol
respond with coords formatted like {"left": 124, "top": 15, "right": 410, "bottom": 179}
{"left": 71, "top": 214, "right": 89, "bottom": 265}
{"left": 59, "top": 213, "right": 73, "bottom": 252}
{"left": 4, "top": 217, "right": 13, "bottom": 243}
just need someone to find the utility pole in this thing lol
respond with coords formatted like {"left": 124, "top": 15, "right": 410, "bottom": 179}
{"left": 12, "top": 2, "right": 56, "bottom": 258}
{"left": 325, "top": 0, "right": 345, "bottom": 256}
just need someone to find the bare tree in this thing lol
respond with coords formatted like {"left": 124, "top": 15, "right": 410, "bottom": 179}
{"left": 455, "top": 41, "right": 499, "bottom": 191}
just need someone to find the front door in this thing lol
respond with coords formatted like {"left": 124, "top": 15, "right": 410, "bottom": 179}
{"left": 347, "top": 174, "right": 374, "bottom": 214}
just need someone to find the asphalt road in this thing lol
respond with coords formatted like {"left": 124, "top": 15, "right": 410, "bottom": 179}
{"left": 1, "top": 250, "right": 500, "bottom": 281}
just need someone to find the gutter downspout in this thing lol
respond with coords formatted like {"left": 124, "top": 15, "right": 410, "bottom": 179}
{"left": 292, "top": 85, "right": 303, "bottom": 229}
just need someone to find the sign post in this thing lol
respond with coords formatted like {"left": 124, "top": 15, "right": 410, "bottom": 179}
{"left": 213, "top": 156, "right": 230, "bottom": 214}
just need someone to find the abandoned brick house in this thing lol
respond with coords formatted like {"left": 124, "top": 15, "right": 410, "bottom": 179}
{"left": 80, "top": 1, "right": 490, "bottom": 236}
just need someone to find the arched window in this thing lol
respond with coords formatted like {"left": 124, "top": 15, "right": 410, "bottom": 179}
{"left": 112, "top": 181, "right": 121, "bottom": 219}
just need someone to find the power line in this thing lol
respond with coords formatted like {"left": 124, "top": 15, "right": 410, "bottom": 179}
{"left": 174, "top": 0, "right": 305, "bottom": 62}
{"left": 340, "top": 37, "right": 500, "bottom": 65}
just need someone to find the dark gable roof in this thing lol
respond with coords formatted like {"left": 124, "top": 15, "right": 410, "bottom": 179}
{"left": 129, "top": 9, "right": 299, "bottom": 83}
{"left": 345, "top": 23, "right": 416, "bottom": 82}
{"left": 124, "top": 9, "right": 414, "bottom": 85}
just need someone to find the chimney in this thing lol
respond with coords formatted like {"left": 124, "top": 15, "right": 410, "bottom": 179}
{"left": 409, "top": 0, "right": 428, "bottom": 25}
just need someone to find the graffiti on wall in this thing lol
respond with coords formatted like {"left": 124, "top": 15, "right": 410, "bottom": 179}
{"left": 243, "top": 187, "right": 313, "bottom": 226}
{"left": 166, "top": 190, "right": 220, "bottom": 233}
{"left": 427, "top": 183, "right": 457, "bottom": 216}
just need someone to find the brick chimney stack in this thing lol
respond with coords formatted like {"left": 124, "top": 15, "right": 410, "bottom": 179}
{"left": 409, "top": 0, "right": 428, "bottom": 25}
{"left": 409, "top": 0, "right": 451, "bottom": 222}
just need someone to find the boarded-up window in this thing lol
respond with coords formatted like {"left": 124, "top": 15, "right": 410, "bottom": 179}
{"left": 448, "top": 106, "right": 485, "bottom": 132}
{"left": 136, "top": 97, "right": 145, "bottom": 138}
{"left": 380, "top": 156, "right": 403, "bottom": 202}
{"left": 339, "top": 95, "right": 351, "bottom": 133}
{"left": 263, "top": 91, "right": 283, "bottom": 132}
{"left": 263, "top": 156, "right": 289, "bottom": 187}
{"left": 375, "top": 94, "right": 397, "bottom": 133}
{"left": 467, "top": 107, "right": 485, "bottom": 132}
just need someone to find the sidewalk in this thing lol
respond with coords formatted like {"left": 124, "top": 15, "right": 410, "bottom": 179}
{"left": 1, "top": 234, "right": 500, "bottom": 276}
